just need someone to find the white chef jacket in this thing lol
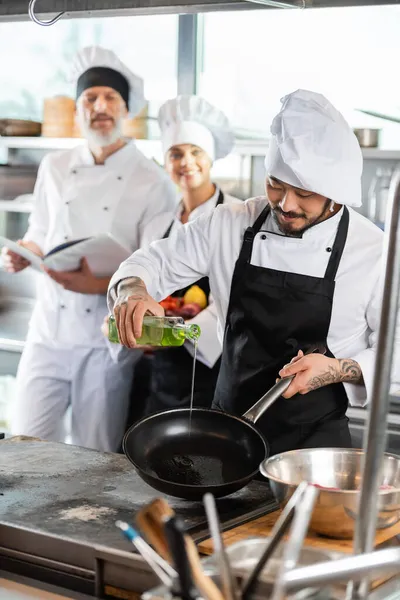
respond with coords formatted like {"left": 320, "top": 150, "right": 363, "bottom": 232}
{"left": 25, "top": 140, "right": 178, "bottom": 348}
{"left": 109, "top": 196, "right": 400, "bottom": 407}
{"left": 141, "top": 187, "right": 241, "bottom": 368}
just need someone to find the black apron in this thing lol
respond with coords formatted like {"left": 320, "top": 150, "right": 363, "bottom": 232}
{"left": 213, "top": 204, "right": 352, "bottom": 456}
{"left": 146, "top": 190, "right": 224, "bottom": 415}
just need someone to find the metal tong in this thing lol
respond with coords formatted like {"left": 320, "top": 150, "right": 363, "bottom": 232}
{"left": 203, "top": 493, "right": 240, "bottom": 600}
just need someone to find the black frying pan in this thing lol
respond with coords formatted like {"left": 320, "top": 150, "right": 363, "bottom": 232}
{"left": 123, "top": 346, "right": 325, "bottom": 500}
{"left": 123, "top": 377, "right": 290, "bottom": 500}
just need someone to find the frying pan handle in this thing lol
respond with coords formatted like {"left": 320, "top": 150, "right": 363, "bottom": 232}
{"left": 242, "top": 344, "right": 326, "bottom": 424}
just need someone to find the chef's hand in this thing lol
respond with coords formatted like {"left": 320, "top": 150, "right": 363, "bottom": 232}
{"left": 113, "top": 277, "right": 164, "bottom": 348}
{"left": 101, "top": 313, "right": 154, "bottom": 353}
{"left": 44, "top": 258, "right": 110, "bottom": 294}
{"left": 1, "top": 240, "right": 42, "bottom": 273}
{"left": 279, "top": 353, "right": 363, "bottom": 398}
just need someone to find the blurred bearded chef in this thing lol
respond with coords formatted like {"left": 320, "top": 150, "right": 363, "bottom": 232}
{"left": 2, "top": 46, "right": 177, "bottom": 452}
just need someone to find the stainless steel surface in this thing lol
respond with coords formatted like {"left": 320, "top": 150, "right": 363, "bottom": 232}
{"left": 244, "top": 0, "right": 305, "bottom": 6}
{"left": 28, "top": 0, "right": 65, "bottom": 25}
{"left": 242, "top": 377, "right": 293, "bottom": 423}
{"left": 353, "top": 128, "right": 380, "bottom": 148}
{"left": 1, "top": 136, "right": 400, "bottom": 160}
{"left": 271, "top": 484, "right": 319, "bottom": 600}
{"left": 203, "top": 493, "right": 239, "bottom": 600}
{"left": 260, "top": 448, "right": 400, "bottom": 538}
{"left": 150, "top": 542, "right": 337, "bottom": 600}
{"left": 284, "top": 548, "right": 400, "bottom": 589}
{"left": 177, "top": 14, "right": 198, "bottom": 95}
{"left": 353, "top": 165, "right": 400, "bottom": 598}
{"left": 203, "top": 537, "right": 339, "bottom": 577}
{"left": 242, "top": 481, "right": 309, "bottom": 598}
{"left": 367, "top": 167, "right": 393, "bottom": 224}
{"left": 0, "top": 0, "right": 398, "bottom": 21}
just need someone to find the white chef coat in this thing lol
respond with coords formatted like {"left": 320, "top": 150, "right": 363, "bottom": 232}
{"left": 141, "top": 187, "right": 241, "bottom": 368}
{"left": 25, "top": 140, "right": 178, "bottom": 349}
{"left": 12, "top": 140, "right": 178, "bottom": 452}
{"left": 109, "top": 196, "right": 400, "bottom": 408}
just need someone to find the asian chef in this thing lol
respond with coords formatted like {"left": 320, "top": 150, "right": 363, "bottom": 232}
{"left": 107, "top": 89, "right": 400, "bottom": 455}
{"left": 2, "top": 46, "right": 177, "bottom": 452}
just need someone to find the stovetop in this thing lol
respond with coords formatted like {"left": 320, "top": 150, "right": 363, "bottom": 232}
{"left": 0, "top": 439, "right": 277, "bottom": 552}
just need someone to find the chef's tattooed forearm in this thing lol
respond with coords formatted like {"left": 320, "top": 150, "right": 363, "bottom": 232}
{"left": 117, "top": 277, "right": 146, "bottom": 294}
{"left": 337, "top": 359, "right": 363, "bottom": 384}
{"left": 116, "top": 277, "right": 148, "bottom": 304}
{"left": 306, "top": 359, "right": 363, "bottom": 392}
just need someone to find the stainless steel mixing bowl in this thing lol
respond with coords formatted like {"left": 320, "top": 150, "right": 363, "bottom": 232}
{"left": 260, "top": 448, "right": 400, "bottom": 539}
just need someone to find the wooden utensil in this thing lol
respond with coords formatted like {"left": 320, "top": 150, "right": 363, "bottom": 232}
{"left": 136, "top": 498, "right": 224, "bottom": 600}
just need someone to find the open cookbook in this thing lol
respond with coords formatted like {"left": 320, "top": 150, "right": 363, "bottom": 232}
{"left": 0, "top": 233, "right": 131, "bottom": 277}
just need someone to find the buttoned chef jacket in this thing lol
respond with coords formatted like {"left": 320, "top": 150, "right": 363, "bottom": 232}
{"left": 109, "top": 196, "right": 400, "bottom": 405}
{"left": 141, "top": 187, "right": 240, "bottom": 368}
{"left": 25, "top": 140, "right": 178, "bottom": 348}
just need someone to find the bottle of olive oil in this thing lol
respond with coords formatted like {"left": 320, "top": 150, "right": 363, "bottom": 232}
{"left": 108, "top": 315, "right": 200, "bottom": 347}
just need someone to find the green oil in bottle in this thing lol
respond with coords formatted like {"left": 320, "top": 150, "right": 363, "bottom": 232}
{"left": 108, "top": 315, "right": 201, "bottom": 347}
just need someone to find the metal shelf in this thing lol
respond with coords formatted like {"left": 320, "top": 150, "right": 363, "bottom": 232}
{"left": 361, "top": 149, "right": 400, "bottom": 160}
{"left": 1, "top": 136, "right": 400, "bottom": 158}
{"left": 0, "top": 136, "right": 83, "bottom": 150}
{"left": 0, "top": 135, "right": 268, "bottom": 155}
{"left": 0, "top": 197, "right": 33, "bottom": 213}
{"left": 0, "top": 0, "right": 395, "bottom": 22}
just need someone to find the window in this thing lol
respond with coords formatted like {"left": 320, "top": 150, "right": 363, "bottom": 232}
{"left": 198, "top": 6, "right": 400, "bottom": 147}
{"left": 0, "top": 15, "right": 178, "bottom": 125}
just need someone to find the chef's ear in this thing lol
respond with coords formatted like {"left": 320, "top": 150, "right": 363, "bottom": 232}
{"left": 121, "top": 102, "right": 129, "bottom": 119}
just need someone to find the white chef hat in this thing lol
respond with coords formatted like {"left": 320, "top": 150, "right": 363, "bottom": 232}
{"left": 265, "top": 89, "right": 363, "bottom": 208}
{"left": 70, "top": 46, "right": 146, "bottom": 117}
{"left": 158, "top": 95, "right": 234, "bottom": 161}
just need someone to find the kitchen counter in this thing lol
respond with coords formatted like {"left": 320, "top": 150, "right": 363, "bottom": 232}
{"left": 0, "top": 439, "right": 275, "bottom": 542}
{"left": 0, "top": 438, "right": 276, "bottom": 597}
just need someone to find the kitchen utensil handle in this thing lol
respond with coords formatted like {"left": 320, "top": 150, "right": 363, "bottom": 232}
{"left": 203, "top": 494, "right": 240, "bottom": 600}
{"left": 241, "top": 480, "right": 309, "bottom": 600}
{"left": 271, "top": 484, "right": 320, "bottom": 600}
{"left": 164, "top": 516, "right": 198, "bottom": 600}
{"left": 242, "top": 377, "right": 293, "bottom": 423}
{"left": 243, "top": 344, "right": 326, "bottom": 424}
{"left": 184, "top": 536, "right": 225, "bottom": 600}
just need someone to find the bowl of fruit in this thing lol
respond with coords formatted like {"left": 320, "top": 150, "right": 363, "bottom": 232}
{"left": 160, "top": 285, "right": 207, "bottom": 319}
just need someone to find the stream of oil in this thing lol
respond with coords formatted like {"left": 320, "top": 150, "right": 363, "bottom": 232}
{"left": 188, "top": 340, "right": 198, "bottom": 434}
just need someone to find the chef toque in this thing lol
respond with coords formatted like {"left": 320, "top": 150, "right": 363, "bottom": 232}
{"left": 265, "top": 89, "right": 363, "bottom": 207}
{"left": 70, "top": 46, "right": 145, "bottom": 117}
{"left": 158, "top": 95, "right": 234, "bottom": 161}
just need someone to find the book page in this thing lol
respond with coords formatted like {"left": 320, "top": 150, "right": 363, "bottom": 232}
{"left": 0, "top": 236, "right": 43, "bottom": 271}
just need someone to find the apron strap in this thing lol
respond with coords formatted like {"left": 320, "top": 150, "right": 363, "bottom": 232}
{"left": 236, "top": 204, "right": 271, "bottom": 268}
{"left": 252, "top": 203, "right": 271, "bottom": 234}
{"left": 324, "top": 206, "right": 350, "bottom": 282}
{"left": 162, "top": 189, "right": 225, "bottom": 239}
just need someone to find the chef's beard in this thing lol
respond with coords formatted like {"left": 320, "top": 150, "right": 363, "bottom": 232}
{"left": 78, "top": 117, "right": 124, "bottom": 148}
{"left": 271, "top": 198, "right": 332, "bottom": 238}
